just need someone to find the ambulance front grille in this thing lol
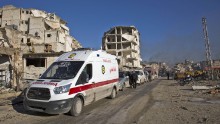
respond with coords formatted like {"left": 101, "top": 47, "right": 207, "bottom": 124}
{"left": 27, "top": 87, "right": 51, "bottom": 100}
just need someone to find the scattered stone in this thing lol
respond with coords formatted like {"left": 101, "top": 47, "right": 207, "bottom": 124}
{"left": 180, "top": 106, "right": 188, "bottom": 110}
{"left": 197, "top": 117, "right": 208, "bottom": 123}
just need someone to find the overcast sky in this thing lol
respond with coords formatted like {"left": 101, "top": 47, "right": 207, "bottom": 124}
{"left": 1, "top": 0, "right": 220, "bottom": 64}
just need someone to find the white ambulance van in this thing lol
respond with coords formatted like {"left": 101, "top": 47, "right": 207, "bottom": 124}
{"left": 23, "top": 49, "right": 119, "bottom": 116}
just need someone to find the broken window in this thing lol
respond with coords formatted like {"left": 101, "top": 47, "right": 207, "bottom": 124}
{"left": 127, "top": 29, "right": 132, "bottom": 35}
{"left": 25, "top": 31, "right": 28, "bottom": 34}
{"left": 112, "top": 38, "right": 115, "bottom": 42}
{"left": 0, "top": 15, "right": 2, "bottom": 18}
{"left": 117, "top": 28, "right": 120, "bottom": 34}
{"left": 107, "top": 44, "right": 117, "bottom": 49}
{"left": 26, "top": 11, "right": 29, "bottom": 14}
{"left": 35, "top": 32, "right": 39, "bottom": 37}
{"left": 27, "top": 38, "right": 31, "bottom": 46}
{"left": 117, "top": 44, "right": 121, "bottom": 49}
{"left": 47, "top": 34, "right": 51, "bottom": 37}
{"left": 117, "top": 36, "right": 121, "bottom": 42}
{"left": 45, "top": 24, "right": 51, "bottom": 30}
{"left": 45, "top": 44, "right": 52, "bottom": 52}
{"left": 118, "top": 52, "right": 122, "bottom": 56}
{"left": 110, "top": 29, "right": 115, "bottom": 34}
{"left": 26, "top": 58, "right": 46, "bottom": 67}
{"left": 21, "top": 38, "right": 24, "bottom": 43}
{"left": 107, "top": 37, "right": 110, "bottom": 42}
{"left": 25, "top": 20, "right": 28, "bottom": 24}
{"left": 22, "top": 10, "right": 24, "bottom": 13}
{"left": 107, "top": 45, "right": 111, "bottom": 49}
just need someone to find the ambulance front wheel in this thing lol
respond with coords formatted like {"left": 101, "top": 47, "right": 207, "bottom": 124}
{"left": 70, "top": 97, "right": 83, "bottom": 116}
{"left": 110, "top": 88, "right": 116, "bottom": 99}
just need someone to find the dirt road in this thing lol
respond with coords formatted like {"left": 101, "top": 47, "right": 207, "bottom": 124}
{"left": 0, "top": 78, "right": 219, "bottom": 124}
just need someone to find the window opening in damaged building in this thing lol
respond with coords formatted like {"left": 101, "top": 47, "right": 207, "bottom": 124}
{"left": 26, "top": 58, "right": 46, "bottom": 67}
{"left": 47, "top": 34, "right": 51, "bottom": 37}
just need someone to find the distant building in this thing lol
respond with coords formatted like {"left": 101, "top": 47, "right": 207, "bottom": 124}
{"left": 102, "top": 26, "right": 142, "bottom": 71}
{"left": 0, "top": 5, "right": 81, "bottom": 89}
{"left": 143, "top": 62, "right": 160, "bottom": 79}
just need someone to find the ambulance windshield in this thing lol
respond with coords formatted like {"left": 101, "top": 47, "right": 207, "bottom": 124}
{"left": 40, "top": 61, "right": 84, "bottom": 79}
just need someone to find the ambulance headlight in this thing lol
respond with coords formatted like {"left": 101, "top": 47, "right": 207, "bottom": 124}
{"left": 53, "top": 84, "right": 71, "bottom": 94}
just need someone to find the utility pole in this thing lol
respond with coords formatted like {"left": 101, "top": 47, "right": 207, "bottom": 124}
{"left": 202, "top": 17, "right": 213, "bottom": 80}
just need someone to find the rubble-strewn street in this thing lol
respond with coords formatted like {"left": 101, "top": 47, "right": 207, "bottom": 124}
{"left": 0, "top": 78, "right": 219, "bottom": 124}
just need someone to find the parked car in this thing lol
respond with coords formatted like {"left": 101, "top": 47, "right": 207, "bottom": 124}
{"left": 135, "top": 70, "right": 147, "bottom": 84}
{"left": 118, "top": 72, "right": 129, "bottom": 91}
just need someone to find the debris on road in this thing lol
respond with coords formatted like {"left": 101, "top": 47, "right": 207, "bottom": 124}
{"left": 192, "top": 85, "right": 214, "bottom": 90}
{"left": 192, "top": 85, "right": 220, "bottom": 96}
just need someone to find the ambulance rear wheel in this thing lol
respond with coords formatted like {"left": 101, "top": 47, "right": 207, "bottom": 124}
{"left": 70, "top": 97, "right": 83, "bottom": 116}
{"left": 110, "top": 88, "right": 116, "bottom": 99}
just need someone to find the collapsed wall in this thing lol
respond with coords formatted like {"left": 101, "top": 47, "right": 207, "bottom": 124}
{"left": 0, "top": 5, "right": 82, "bottom": 90}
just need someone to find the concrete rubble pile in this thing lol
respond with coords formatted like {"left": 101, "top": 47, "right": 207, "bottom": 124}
{"left": 192, "top": 80, "right": 220, "bottom": 95}
{"left": 0, "top": 86, "right": 14, "bottom": 93}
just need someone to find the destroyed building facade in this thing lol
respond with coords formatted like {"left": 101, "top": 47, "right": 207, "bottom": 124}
{"left": 0, "top": 5, "right": 81, "bottom": 89}
{"left": 102, "top": 26, "right": 142, "bottom": 71}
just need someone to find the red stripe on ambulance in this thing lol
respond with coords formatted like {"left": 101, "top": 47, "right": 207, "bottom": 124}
{"left": 68, "top": 78, "right": 118, "bottom": 95}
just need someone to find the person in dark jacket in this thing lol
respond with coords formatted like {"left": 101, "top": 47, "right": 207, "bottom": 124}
{"left": 128, "top": 71, "right": 133, "bottom": 88}
{"left": 166, "top": 71, "right": 170, "bottom": 80}
{"left": 132, "top": 71, "right": 138, "bottom": 88}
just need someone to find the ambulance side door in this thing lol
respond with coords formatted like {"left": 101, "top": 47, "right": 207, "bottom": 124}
{"left": 76, "top": 64, "right": 94, "bottom": 105}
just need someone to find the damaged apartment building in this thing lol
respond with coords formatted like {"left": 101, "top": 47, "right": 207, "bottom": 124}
{"left": 0, "top": 5, "right": 81, "bottom": 89}
{"left": 102, "top": 26, "right": 142, "bottom": 71}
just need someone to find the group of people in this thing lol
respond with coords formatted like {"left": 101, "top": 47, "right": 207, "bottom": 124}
{"left": 127, "top": 71, "right": 138, "bottom": 89}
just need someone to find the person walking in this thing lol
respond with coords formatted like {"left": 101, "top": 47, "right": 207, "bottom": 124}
{"left": 128, "top": 71, "right": 133, "bottom": 88}
{"left": 132, "top": 71, "right": 138, "bottom": 88}
{"left": 166, "top": 71, "right": 170, "bottom": 80}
